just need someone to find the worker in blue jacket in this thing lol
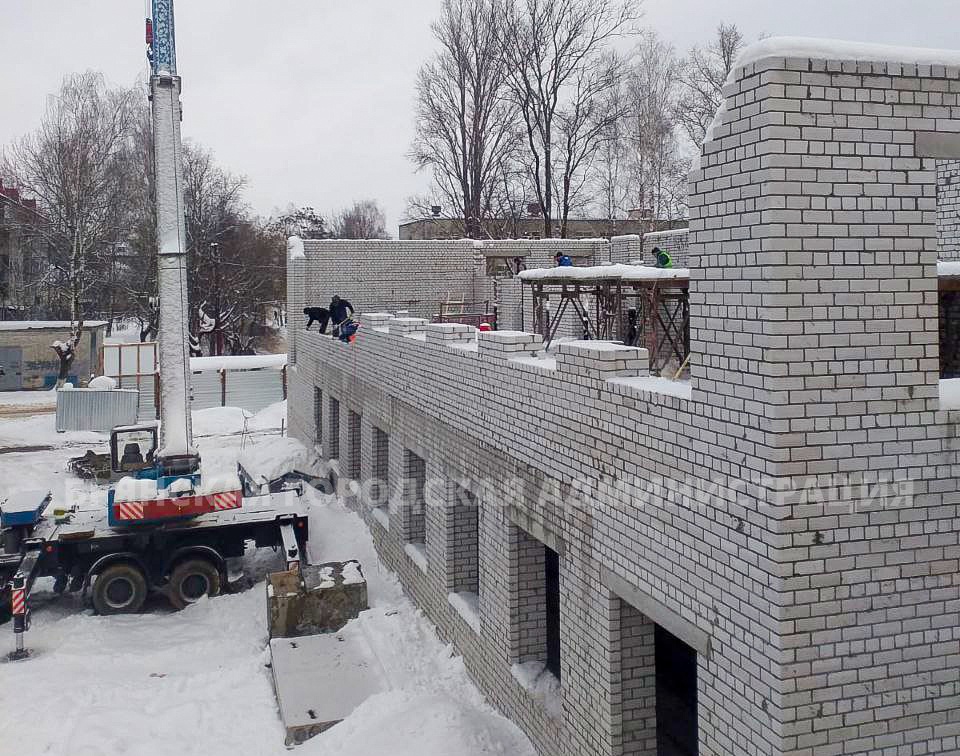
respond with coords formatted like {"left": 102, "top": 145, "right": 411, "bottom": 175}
{"left": 329, "top": 295, "right": 355, "bottom": 337}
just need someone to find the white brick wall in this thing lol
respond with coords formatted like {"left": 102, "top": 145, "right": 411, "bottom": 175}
{"left": 288, "top": 46, "right": 960, "bottom": 756}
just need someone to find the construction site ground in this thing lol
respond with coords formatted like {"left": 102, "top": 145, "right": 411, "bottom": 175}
{"left": 0, "top": 396, "right": 534, "bottom": 756}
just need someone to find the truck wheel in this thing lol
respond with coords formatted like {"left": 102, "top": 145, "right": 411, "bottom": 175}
{"left": 167, "top": 559, "right": 221, "bottom": 610}
{"left": 92, "top": 563, "right": 147, "bottom": 615}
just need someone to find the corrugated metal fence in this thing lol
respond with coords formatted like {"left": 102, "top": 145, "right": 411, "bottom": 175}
{"left": 56, "top": 389, "right": 140, "bottom": 432}
{"left": 189, "top": 367, "right": 286, "bottom": 414}
{"left": 99, "top": 344, "right": 288, "bottom": 422}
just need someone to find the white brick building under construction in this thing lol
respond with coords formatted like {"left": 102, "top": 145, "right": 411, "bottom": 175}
{"left": 288, "top": 39, "right": 960, "bottom": 756}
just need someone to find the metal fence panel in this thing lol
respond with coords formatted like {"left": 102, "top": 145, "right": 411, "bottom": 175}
{"left": 190, "top": 371, "right": 223, "bottom": 411}
{"left": 224, "top": 369, "right": 284, "bottom": 414}
{"left": 56, "top": 389, "right": 140, "bottom": 432}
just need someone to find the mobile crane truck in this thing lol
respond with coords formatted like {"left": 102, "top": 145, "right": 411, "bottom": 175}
{"left": 0, "top": 0, "right": 309, "bottom": 660}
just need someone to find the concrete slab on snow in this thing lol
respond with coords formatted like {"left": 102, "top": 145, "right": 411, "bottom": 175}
{"left": 270, "top": 629, "right": 388, "bottom": 745}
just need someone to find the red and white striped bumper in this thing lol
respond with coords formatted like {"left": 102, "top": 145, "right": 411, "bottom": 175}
{"left": 112, "top": 490, "right": 242, "bottom": 524}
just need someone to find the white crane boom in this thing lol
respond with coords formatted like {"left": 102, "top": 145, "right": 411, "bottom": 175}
{"left": 149, "top": 0, "right": 198, "bottom": 472}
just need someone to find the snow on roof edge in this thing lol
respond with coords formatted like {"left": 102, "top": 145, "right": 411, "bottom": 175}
{"left": 0, "top": 320, "right": 108, "bottom": 331}
{"left": 697, "top": 36, "right": 960, "bottom": 167}
{"left": 643, "top": 228, "right": 689, "bottom": 239}
{"left": 519, "top": 263, "right": 689, "bottom": 283}
{"left": 735, "top": 36, "right": 960, "bottom": 71}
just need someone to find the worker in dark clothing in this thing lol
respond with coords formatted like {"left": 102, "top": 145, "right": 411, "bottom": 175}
{"left": 555, "top": 252, "right": 573, "bottom": 267}
{"left": 329, "top": 295, "right": 355, "bottom": 337}
{"left": 303, "top": 306, "right": 331, "bottom": 333}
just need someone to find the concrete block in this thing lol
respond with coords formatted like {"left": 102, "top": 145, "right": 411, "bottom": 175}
{"left": 267, "top": 561, "right": 368, "bottom": 638}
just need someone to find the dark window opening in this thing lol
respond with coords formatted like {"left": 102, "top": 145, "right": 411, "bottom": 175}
{"left": 655, "top": 625, "right": 698, "bottom": 756}
{"left": 371, "top": 426, "right": 389, "bottom": 507}
{"left": 544, "top": 544, "right": 561, "bottom": 680}
{"left": 940, "top": 289, "right": 960, "bottom": 378}
{"left": 347, "top": 410, "right": 361, "bottom": 479}
{"left": 329, "top": 397, "right": 340, "bottom": 459}
{"left": 404, "top": 450, "right": 426, "bottom": 545}
{"left": 511, "top": 526, "right": 561, "bottom": 684}
{"left": 313, "top": 388, "right": 322, "bottom": 447}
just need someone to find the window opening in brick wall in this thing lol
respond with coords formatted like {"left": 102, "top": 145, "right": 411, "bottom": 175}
{"left": 939, "top": 159, "right": 960, "bottom": 392}
{"left": 511, "top": 526, "right": 561, "bottom": 684}
{"left": 403, "top": 450, "right": 426, "bottom": 546}
{"left": 371, "top": 426, "right": 389, "bottom": 507}
{"left": 450, "top": 486, "right": 479, "bottom": 595}
{"left": 347, "top": 410, "right": 361, "bottom": 479}
{"left": 544, "top": 544, "right": 560, "bottom": 679}
{"left": 328, "top": 397, "right": 340, "bottom": 459}
{"left": 655, "top": 624, "right": 698, "bottom": 756}
{"left": 313, "top": 387, "right": 322, "bottom": 448}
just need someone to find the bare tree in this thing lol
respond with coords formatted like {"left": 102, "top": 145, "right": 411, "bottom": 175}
{"left": 3, "top": 72, "right": 138, "bottom": 384}
{"left": 333, "top": 200, "right": 389, "bottom": 239}
{"left": 591, "top": 97, "right": 632, "bottom": 223}
{"left": 497, "top": 0, "right": 639, "bottom": 237}
{"left": 554, "top": 51, "right": 626, "bottom": 237}
{"left": 624, "top": 31, "right": 688, "bottom": 221}
{"left": 269, "top": 205, "right": 332, "bottom": 240}
{"left": 410, "top": 0, "right": 519, "bottom": 239}
{"left": 676, "top": 23, "right": 745, "bottom": 148}
{"left": 181, "top": 142, "right": 256, "bottom": 355}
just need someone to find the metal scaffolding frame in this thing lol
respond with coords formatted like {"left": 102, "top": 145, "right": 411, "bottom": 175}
{"left": 523, "top": 272, "right": 690, "bottom": 376}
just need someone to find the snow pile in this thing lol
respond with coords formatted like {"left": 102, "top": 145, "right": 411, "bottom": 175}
{"left": 167, "top": 478, "right": 194, "bottom": 494}
{"left": 939, "top": 260, "right": 960, "bottom": 277}
{"left": 192, "top": 406, "right": 252, "bottom": 437}
{"left": 299, "top": 691, "right": 533, "bottom": 756}
{"left": 248, "top": 401, "right": 287, "bottom": 432}
{"left": 316, "top": 566, "right": 336, "bottom": 589}
{"left": 519, "top": 263, "right": 689, "bottom": 283}
{"left": 197, "top": 469, "right": 243, "bottom": 496}
{"left": 88, "top": 375, "right": 118, "bottom": 390}
{"left": 342, "top": 560, "right": 364, "bottom": 585}
{"left": 447, "top": 592, "right": 480, "bottom": 635}
{"left": 114, "top": 476, "right": 159, "bottom": 503}
{"left": 288, "top": 236, "right": 306, "bottom": 260}
{"left": 510, "top": 661, "right": 562, "bottom": 719}
{"left": 238, "top": 437, "right": 308, "bottom": 483}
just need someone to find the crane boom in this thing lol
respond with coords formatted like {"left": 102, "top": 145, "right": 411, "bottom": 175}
{"left": 150, "top": 0, "right": 197, "bottom": 472}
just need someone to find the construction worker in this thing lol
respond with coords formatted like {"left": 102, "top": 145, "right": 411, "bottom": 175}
{"left": 329, "top": 295, "right": 355, "bottom": 337}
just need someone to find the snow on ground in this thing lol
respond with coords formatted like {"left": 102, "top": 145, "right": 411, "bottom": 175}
{"left": 0, "top": 390, "right": 58, "bottom": 409}
{"left": 0, "top": 403, "right": 534, "bottom": 756}
{"left": 103, "top": 320, "right": 144, "bottom": 345}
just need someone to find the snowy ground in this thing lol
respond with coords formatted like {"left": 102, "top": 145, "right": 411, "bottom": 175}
{"left": 0, "top": 400, "right": 534, "bottom": 756}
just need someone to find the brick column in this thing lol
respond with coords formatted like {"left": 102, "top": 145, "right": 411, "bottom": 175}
{"left": 689, "top": 47, "right": 960, "bottom": 755}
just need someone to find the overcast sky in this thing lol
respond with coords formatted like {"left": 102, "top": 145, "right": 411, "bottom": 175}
{"left": 0, "top": 1, "right": 958, "bottom": 236}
